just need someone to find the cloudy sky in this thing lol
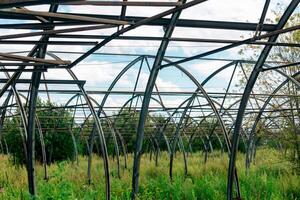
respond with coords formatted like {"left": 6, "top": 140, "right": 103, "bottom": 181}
{"left": 0, "top": 0, "right": 298, "bottom": 118}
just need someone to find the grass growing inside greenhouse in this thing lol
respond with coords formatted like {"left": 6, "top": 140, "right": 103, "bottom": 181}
{"left": 0, "top": 149, "right": 299, "bottom": 200}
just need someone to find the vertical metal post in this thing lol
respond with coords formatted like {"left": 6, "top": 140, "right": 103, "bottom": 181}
{"left": 227, "top": 1, "right": 299, "bottom": 199}
{"left": 27, "top": 69, "right": 42, "bottom": 196}
{"left": 131, "top": 1, "right": 186, "bottom": 198}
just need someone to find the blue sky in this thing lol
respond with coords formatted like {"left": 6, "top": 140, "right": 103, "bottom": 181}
{"left": 0, "top": 0, "right": 298, "bottom": 118}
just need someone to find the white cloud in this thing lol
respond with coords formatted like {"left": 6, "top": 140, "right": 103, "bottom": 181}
{"left": 0, "top": 0, "right": 294, "bottom": 111}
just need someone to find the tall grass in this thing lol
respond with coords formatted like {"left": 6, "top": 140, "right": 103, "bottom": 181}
{"left": 0, "top": 148, "right": 299, "bottom": 199}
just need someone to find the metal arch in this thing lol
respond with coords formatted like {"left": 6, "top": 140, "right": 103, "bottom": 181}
{"left": 162, "top": 57, "right": 233, "bottom": 150}
{"left": 108, "top": 91, "right": 188, "bottom": 173}
{"left": 165, "top": 56, "right": 290, "bottom": 194}
{"left": 87, "top": 95, "right": 128, "bottom": 170}
{"left": 46, "top": 52, "right": 111, "bottom": 199}
{"left": 47, "top": 54, "right": 119, "bottom": 173}
{"left": 160, "top": 59, "right": 239, "bottom": 155}
{"left": 66, "top": 69, "right": 111, "bottom": 200}
{"left": 224, "top": 95, "right": 292, "bottom": 135}
{"left": 27, "top": 57, "right": 42, "bottom": 196}
{"left": 85, "top": 95, "right": 122, "bottom": 179}
{"left": 244, "top": 98, "right": 297, "bottom": 158}
{"left": 62, "top": 93, "right": 80, "bottom": 164}
{"left": 150, "top": 89, "right": 231, "bottom": 162}
{"left": 115, "top": 93, "right": 175, "bottom": 154}
{"left": 162, "top": 59, "right": 234, "bottom": 158}
{"left": 0, "top": 67, "right": 49, "bottom": 182}
{"left": 93, "top": 54, "right": 181, "bottom": 167}
{"left": 0, "top": 1, "right": 298, "bottom": 200}
{"left": 112, "top": 79, "right": 203, "bottom": 160}
{"left": 114, "top": 92, "right": 188, "bottom": 171}
{"left": 0, "top": 91, "right": 14, "bottom": 145}
{"left": 184, "top": 114, "right": 223, "bottom": 156}
{"left": 187, "top": 114, "right": 224, "bottom": 154}
{"left": 98, "top": 56, "right": 144, "bottom": 109}
{"left": 0, "top": 67, "right": 29, "bottom": 158}
{"left": 143, "top": 56, "right": 191, "bottom": 178}
{"left": 184, "top": 93, "right": 259, "bottom": 159}
{"left": 120, "top": 56, "right": 237, "bottom": 181}
{"left": 17, "top": 93, "right": 48, "bottom": 180}
{"left": 247, "top": 70, "right": 300, "bottom": 168}
{"left": 0, "top": 107, "right": 26, "bottom": 154}
{"left": 223, "top": 96, "right": 287, "bottom": 152}
{"left": 83, "top": 56, "right": 144, "bottom": 176}
{"left": 64, "top": 93, "right": 122, "bottom": 171}
{"left": 0, "top": 92, "right": 24, "bottom": 156}
{"left": 227, "top": 1, "right": 299, "bottom": 199}
{"left": 103, "top": 59, "right": 186, "bottom": 158}
{"left": 135, "top": 56, "right": 237, "bottom": 180}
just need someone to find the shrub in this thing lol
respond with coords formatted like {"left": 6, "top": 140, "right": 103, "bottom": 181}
{"left": 3, "top": 99, "right": 78, "bottom": 165}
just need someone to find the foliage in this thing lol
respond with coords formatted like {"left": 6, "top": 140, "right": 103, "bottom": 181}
{"left": 0, "top": 149, "right": 299, "bottom": 199}
{"left": 237, "top": 12, "right": 300, "bottom": 173}
{"left": 3, "top": 99, "right": 79, "bottom": 165}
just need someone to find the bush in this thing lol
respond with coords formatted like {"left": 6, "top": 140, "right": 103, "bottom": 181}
{"left": 3, "top": 99, "right": 79, "bottom": 165}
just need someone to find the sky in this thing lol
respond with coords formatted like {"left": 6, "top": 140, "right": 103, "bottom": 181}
{"left": 0, "top": 0, "right": 298, "bottom": 120}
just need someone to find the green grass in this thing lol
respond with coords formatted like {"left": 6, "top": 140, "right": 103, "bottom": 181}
{"left": 0, "top": 148, "right": 299, "bottom": 199}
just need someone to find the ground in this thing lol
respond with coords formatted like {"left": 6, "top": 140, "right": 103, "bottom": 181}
{"left": 0, "top": 149, "right": 299, "bottom": 200}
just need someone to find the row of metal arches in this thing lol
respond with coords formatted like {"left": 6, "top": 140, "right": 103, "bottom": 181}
{"left": 0, "top": 52, "right": 299, "bottom": 199}
{"left": 0, "top": 1, "right": 298, "bottom": 199}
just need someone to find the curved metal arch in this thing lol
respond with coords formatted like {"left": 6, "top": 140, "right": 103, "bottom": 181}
{"left": 155, "top": 88, "right": 250, "bottom": 159}
{"left": 130, "top": 2, "right": 189, "bottom": 196}
{"left": 17, "top": 93, "right": 48, "bottom": 180}
{"left": 159, "top": 57, "right": 237, "bottom": 181}
{"left": 99, "top": 56, "right": 144, "bottom": 109}
{"left": 0, "top": 67, "right": 29, "bottom": 161}
{"left": 0, "top": 93, "right": 16, "bottom": 155}
{"left": 115, "top": 93, "right": 176, "bottom": 154}
{"left": 166, "top": 57, "right": 293, "bottom": 158}
{"left": 67, "top": 69, "right": 111, "bottom": 199}
{"left": 0, "top": 68, "right": 51, "bottom": 180}
{"left": 224, "top": 103, "right": 286, "bottom": 160}
{"left": 162, "top": 57, "right": 232, "bottom": 150}
{"left": 184, "top": 113, "right": 223, "bottom": 156}
{"left": 136, "top": 56, "right": 233, "bottom": 155}
{"left": 47, "top": 52, "right": 111, "bottom": 200}
{"left": 160, "top": 59, "right": 237, "bottom": 86}
{"left": 84, "top": 95, "right": 123, "bottom": 179}
{"left": 92, "top": 53, "right": 233, "bottom": 157}
{"left": 114, "top": 92, "right": 190, "bottom": 172}
{"left": 217, "top": 81, "right": 293, "bottom": 161}
{"left": 184, "top": 93, "right": 263, "bottom": 157}
{"left": 63, "top": 93, "right": 80, "bottom": 164}
{"left": 223, "top": 94, "right": 289, "bottom": 129}
{"left": 188, "top": 111, "right": 227, "bottom": 150}
{"left": 108, "top": 56, "right": 237, "bottom": 181}
{"left": 247, "top": 70, "right": 300, "bottom": 168}
{"left": 0, "top": 107, "right": 24, "bottom": 155}
{"left": 227, "top": 2, "right": 299, "bottom": 199}
{"left": 74, "top": 107, "right": 123, "bottom": 168}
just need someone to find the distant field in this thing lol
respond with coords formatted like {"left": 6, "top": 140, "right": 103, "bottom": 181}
{"left": 0, "top": 149, "right": 299, "bottom": 200}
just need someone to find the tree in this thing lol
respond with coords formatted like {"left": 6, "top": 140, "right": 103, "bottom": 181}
{"left": 238, "top": 12, "right": 299, "bottom": 172}
{"left": 3, "top": 99, "right": 79, "bottom": 165}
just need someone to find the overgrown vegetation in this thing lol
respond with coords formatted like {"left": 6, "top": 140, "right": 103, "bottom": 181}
{"left": 0, "top": 149, "right": 299, "bottom": 200}
{"left": 2, "top": 99, "right": 80, "bottom": 165}
{"left": 238, "top": 12, "right": 300, "bottom": 175}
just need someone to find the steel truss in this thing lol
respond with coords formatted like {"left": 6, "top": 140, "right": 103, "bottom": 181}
{"left": 0, "top": 1, "right": 299, "bottom": 200}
